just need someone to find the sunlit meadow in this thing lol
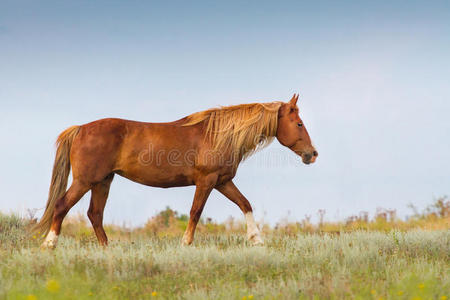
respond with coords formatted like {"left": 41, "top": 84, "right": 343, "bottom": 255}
{"left": 0, "top": 198, "right": 449, "bottom": 300}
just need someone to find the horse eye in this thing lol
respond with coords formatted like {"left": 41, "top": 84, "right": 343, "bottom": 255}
{"left": 297, "top": 123, "right": 303, "bottom": 127}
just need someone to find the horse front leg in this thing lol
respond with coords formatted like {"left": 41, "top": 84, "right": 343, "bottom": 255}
{"left": 181, "top": 175, "right": 216, "bottom": 245}
{"left": 216, "top": 180, "right": 263, "bottom": 245}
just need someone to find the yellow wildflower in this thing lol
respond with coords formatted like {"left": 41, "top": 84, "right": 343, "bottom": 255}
{"left": 152, "top": 291, "right": 158, "bottom": 297}
{"left": 370, "top": 290, "right": 376, "bottom": 295}
{"left": 418, "top": 283, "right": 425, "bottom": 289}
{"left": 242, "top": 296, "right": 247, "bottom": 300}
{"left": 441, "top": 296, "right": 447, "bottom": 300}
{"left": 249, "top": 295, "right": 254, "bottom": 300}
{"left": 45, "top": 279, "right": 60, "bottom": 293}
{"left": 397, "top": 291, "right": 404, "bottom": 296}
{"left": 26, "top": 295, "right": 37, "bottom": 300}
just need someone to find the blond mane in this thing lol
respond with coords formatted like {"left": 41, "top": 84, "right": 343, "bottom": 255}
{"left": 183, "top": 102, "right": 282, "bottom": 160}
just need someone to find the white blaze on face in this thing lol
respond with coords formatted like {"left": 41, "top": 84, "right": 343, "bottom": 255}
{"left": 42, "top": 230, "right": 58, "bottom": 248}
{"left": 245, "top": 212, "right": 263, "bottom": 244}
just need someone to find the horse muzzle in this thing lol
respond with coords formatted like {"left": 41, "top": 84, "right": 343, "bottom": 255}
{"left": 301, "top": 150, "right": 318, "bottom": 165}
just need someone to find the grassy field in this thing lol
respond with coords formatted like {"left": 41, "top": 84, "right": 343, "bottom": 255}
{"left": 0, "top": 212, "right": 449, "bottom": 300}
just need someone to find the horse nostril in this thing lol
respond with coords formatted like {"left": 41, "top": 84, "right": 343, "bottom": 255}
{"left": 313, "top": 151, "right": 318, "bottom": 157}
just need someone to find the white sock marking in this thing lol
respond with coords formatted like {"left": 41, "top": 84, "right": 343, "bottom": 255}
{"left": 42, "top": 230, "right": 58, "bottom": 248}
{"left": 245, "top": 212, "right": 263, "bottom": 244}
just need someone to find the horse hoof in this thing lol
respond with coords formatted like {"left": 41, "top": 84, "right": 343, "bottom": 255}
{"left": 40, "top": 242, "right": 56, "bottom": 250}
{"left": 248, "top": 235, "right": 264, "bottom": 246}
{"left": 253, "top": 240, "right": 264, "bottom": 246}
{"left": 252, "top": 240, "right": 264, "bottom": 246}
{"left": 181, "top": 236, "right": 193, "bottom": 246}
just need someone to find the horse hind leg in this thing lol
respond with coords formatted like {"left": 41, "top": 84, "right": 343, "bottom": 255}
{"left": 87, "top": 174, "right": 114, "bottom": 246}
{"left": 42, "top": 180, "right": 91, "bottom": 249}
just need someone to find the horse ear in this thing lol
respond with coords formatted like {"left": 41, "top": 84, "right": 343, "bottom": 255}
{"left": 289, "top": 93, "right": 298, "bottom": 106}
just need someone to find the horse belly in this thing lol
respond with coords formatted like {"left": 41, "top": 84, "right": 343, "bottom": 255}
{"left": 115, "top": 164, "right": 194, "bottom": 188}
{"left": 112, "top": 120, "right": 200, "bottom": 188}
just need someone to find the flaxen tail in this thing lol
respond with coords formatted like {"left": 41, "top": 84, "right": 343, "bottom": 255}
{"left": 32, "top": 125, "right": 80, "bottom": 236}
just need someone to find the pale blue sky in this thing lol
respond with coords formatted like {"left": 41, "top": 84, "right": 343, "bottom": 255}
{"left": 1, "top": 1, "right": 449, "bottom": 225}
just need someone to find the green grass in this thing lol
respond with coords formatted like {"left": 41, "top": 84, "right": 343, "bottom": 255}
{"left": 0, "top": 214, "right": 449, "bottom": 300}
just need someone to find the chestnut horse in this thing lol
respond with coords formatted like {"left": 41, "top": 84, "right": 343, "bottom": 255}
{"left": 34, "top": 94, "right": 317, "bottom": 248}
